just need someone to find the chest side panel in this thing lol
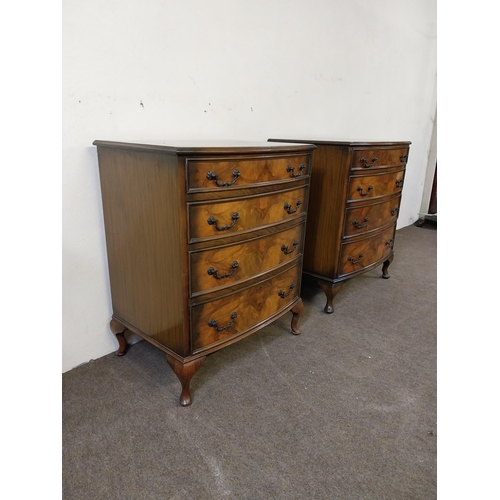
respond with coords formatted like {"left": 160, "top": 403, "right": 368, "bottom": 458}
{"left": 97, "top": 148, "right": 188, "bottom": 355}
{"left": 302, "top": 144, "right": 350, "bottom": 278}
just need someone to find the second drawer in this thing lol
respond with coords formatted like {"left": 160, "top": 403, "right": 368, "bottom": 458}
{"left": 188, "top": 186, "right": 307, "bottom": 242}
{"left": 347, "top": 170, "right": 405, "bottom": 202}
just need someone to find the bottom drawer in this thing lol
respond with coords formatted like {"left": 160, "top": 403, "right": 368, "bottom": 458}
{"left": 338, "top": 225, "right": 395, "bottom": 278}
{"left": 191, "top": 264, "right": 300, "bottom": 352}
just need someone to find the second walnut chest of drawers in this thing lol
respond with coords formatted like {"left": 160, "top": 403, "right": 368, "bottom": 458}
{"left": 269, "top": 139, "right": 411, "bottom": 313}
{"left": 94, "top": 140, "right": 315, "bottom": 405}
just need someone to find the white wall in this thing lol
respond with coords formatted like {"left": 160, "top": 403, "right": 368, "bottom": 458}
{"left": 62, "top": 0, "right": 437, "bottom": 372}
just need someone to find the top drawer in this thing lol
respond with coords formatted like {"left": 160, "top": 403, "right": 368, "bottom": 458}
{"left": 186, "top": 155, "right": 310, "bottom": 193}
{"left": 350, "top": 147, "right": 409, "bottom": 172}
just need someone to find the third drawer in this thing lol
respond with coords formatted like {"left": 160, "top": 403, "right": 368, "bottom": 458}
{"left": 343, "top": 195, "right": 401, "bottom": 238}
{"left": 189, "top": 222, "right": 305, "bottom": 296}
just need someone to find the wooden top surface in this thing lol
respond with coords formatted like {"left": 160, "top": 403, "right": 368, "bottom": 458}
{"left": 93, "top": 140, "right": 316, "bottom": 155}
{"left": 268, "top": 138, "right": 411, "bottom": 147}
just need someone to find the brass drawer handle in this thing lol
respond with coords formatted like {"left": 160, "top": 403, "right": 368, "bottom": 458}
{"left": 400, "top": 154, "right": 408, "bottom": 163}
{"left": 284, "top": 199, "right": 302, "bottom": 214}
{"left": 208, "top": 312, "right": 237, "bottom": 332}
{"left": 348, "top": 253, "right": 364, "bottom": 265}
{"left": 360, "top": 156, "right": 378, "bottom": 168}
{"left": 207, "top": 261, "right": 239, "bottom": 280}
{"left": 395, "top": 179, "right": 404, "bottom": 188}
{"left": 281, "top": 240, "right": 299, "bottom": 255}
{"left": 286, "top": 164, "right": 306, "bottom": 178}
{"left": 356, "top": 185, "right": 373, "bottom": 197}
{"left": 391, "top": 207, "right": 400, "bottom": 216}
{"left": 352, "top": 217, "right": 369, "bottom": 229}
{"left": 278, "top": 283, "right": 295, "bottom": 298}
{"left": 386, "top": 239, "right": 395, "bottom": 249}
{"left": 207, "top": 212, "right": 239, "bottom": 231}
{"left": 206, "top": 169, "right": 240, "bottom": 187}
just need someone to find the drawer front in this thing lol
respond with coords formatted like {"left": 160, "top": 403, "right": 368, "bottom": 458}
{"left": 343, "top": 196, "right": 401, "bottom": 238}
{"left": 186, "top": 155, "right": 310, "bottom": 193}
{"left": 190, "top": 223, "right": 305, "bottom": 296}
{"left": 347, "top": 170, "right": 405, "bottom": 203}
{"left": 188, "top": 186, "right": 308, "bottom": 242}
{"left": 191, "top": 264, "right": 301, "bottom": 352}
{"left": 350, "top": 147, "right": 409, "bottom": 171}
{"left": 338, "top": 225, "right": 396, "bottom": 277}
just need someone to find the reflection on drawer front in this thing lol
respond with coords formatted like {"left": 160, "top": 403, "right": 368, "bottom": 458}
{"left": 191, "top": 264, "right": 301, "bottom": 352}
{"left": 347, "top": 170, "right": 405, "bottom": 202}
{"left": 187, "top": 155, "right": 310, "bottom": 192}
{"left": 190, "top": 223, "right": 305, "bottom": 296}
{"left": 351, "top": 148, "right": 409, "bottom": 171}
{"left": 339, "top": 225, "right": 396, "bottom": 277}
{"left": 343, "top": 196, "right": 401, "bottom": 238}
{"left": 188, "top": 186, "right": 308, "bottom": 242}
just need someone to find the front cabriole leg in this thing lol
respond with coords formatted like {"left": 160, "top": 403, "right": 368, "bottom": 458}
{"left": 317, "top": 281, "right": 344, "bottom": 314}
{"left": 166, "top": 355, "right": 206, "bottom": 407}
{"left": 382, "top": 253, "right": 394, "bottom": 279}
{"left": 290, "top": 298, "right": 304, "bottom": 335}
{"left": 109, "top": 318, "right": 128, "bottom": 356}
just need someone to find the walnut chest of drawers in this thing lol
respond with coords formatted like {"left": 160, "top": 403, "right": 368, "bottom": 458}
{"left": 93, "top": 140, "right": 315, "bottom": 405}
{"left": 269, "top": 139, "right": 411, "bottom": 313}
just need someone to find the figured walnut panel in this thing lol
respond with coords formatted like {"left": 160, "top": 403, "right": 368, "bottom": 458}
{"left": 188, "top": 186, "right": 308, "bottom": 242}
{"left": 191, "top": 264, "right": 301, "bottom": 352}
{"left": 338, "top": 225, "right": 396, "bottom": 278}
{"left": 189, "top": 222, "right": 305, "bottom": 296}
{"left": 186, "top": 154, "right": 310, "bottom": 192}
{"left": 350, "top": 147, "right": 410, "bottom": 171}
{"left": 343, "top": 195, "right": 401, "bottom": 238}
{"left": 346, "top": 170, "right": 405, "bottom": 202}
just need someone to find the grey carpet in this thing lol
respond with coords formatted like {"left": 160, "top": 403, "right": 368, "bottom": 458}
{"left": 63, "top": 223, "right": 437, "bottom": 500}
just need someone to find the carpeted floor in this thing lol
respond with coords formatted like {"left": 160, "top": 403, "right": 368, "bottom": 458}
{"left": 62, "top": 223, "right": 437, "bottom": 499}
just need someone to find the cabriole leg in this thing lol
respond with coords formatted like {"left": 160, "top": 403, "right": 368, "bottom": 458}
{"left": 109, "top": 318, "right": 128, "bottom": 356}
{"left": 382, "top": 254, "right": 394, "bottom": 279}
{"left": 166, "top": 355, "right": 206, "bottom": 407}
{"left": 317, "top": 281, "right": 344, "bottom": 314}
{"left": 290, "top": 298, "right": 304, "bottom": 335}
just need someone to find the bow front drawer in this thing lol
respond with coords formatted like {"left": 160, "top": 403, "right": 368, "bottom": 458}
{"left": 191, "top": 263, "right": 301, "bottom": 353}
{"left": 350, "top": 147, "right": 409, "bottom": 171}
{"left": 186, "top": 155, "right": 310, "bottom": 193}
{"left": 343, "top": 196, "right": 401, "bottom": 238}
{"left": 339, "top": 225, "right": 396, "bottom": 278}
{"left": 188, "top": 186, "right": 308, "bottom": 243}
{"left": 190, "top": 222, "right": 305, "bottom": 296}
{"left": 347, "top": 170, "right": 405, "bottom": 202}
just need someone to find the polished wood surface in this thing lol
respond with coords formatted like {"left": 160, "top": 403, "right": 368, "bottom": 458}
{"left": 269, "top": 139, "right": 410, "bottom": 313}
{"left": 189, "top": 222, "right": 304, "bottom": 296}
{"left": 187, "top": 154, "right": 310, "bottom": 192}
{"left": 95, "top": 140, "right": 315, "bottom": 404}
{"left": 191, "top": 263, "right": 301, "bottom": 352}
{"left": 350, "top": 147, "right": 409, "bottom": 171}
{"left": 96, "top": 148, "right": 188, "bottom": 355}
{"left": 343, "top": 195, "right": 400, "bottom": 238}
{"left": 338, "top": 225, "right": 396, "bottom": 277}
{"left": 188, "top": 186, "right": 308, "bottom": 242}
{"left": 346, "top": 171, "right": 405, "bottom": 202}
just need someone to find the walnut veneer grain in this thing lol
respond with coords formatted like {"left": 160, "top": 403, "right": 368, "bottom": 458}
{"left": 269, "top": 139, "right": 410, "bottom": 313}
{"left": 94, "top": 140, "right": 315, "bottom": 405}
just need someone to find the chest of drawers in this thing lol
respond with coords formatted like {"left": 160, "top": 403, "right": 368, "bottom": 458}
{"left": 93, "top": 140, "right": 315, "bottom": 405}
{"left": 268, "top": 139, "right": 410, "bottom": 313}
